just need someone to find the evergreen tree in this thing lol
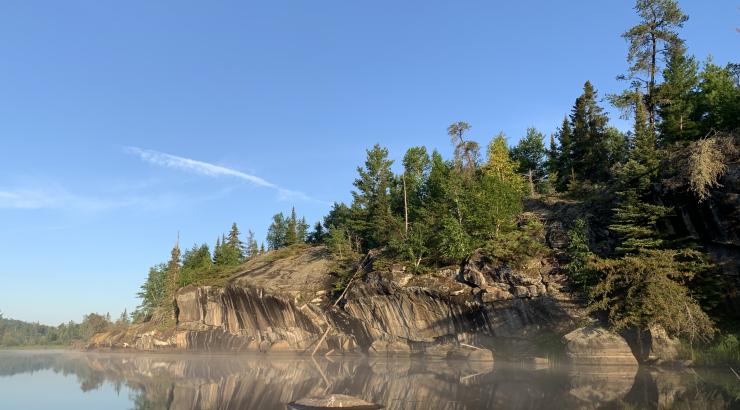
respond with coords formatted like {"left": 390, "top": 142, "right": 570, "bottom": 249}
{"left": 226, "top": 223, "right": 245, "bottom": 261}
{"left": 447, "top": 121, "right": 478, "bottom": 175}
{"left": 259, "top": 243, "right": 265, "bottom": 254}
{"left": 245, "top": 230, "right": 259, "bottom": 259}
{"left": 620, "top": 0, "right": 688, "bottom": 128}
{"left": 307, "top": 221, "right": 325, "bottom": 244}
{"left": 468, "top": 134, "right": 524, "bottom": 238}
{"left": 545, "top": 134, "right": 558, "bottom": 175}
{"left": 136, "top": 263, "right": 168, "bottom": 317}
{"left": 657, "top": 45, "right": 700, "bottom": 142}
{"left": 555, "top": 116, "right": 574, "bottom": 190}
{"left": 213, "top": 237, "right": 223, "bottom": 265}
{"left": 285, "top": 207, "right": 298, "bottom": 246}
{"left": 695, "top": 60, "right": 740, "bottom": 135}
{"left": 511, "top": 127, "right": 546, "bottom": 177}
{"left": 297, "top": 216, "right": 309, "bottom": 243}
{"left": 569, "top": 81, "right": 611, "bottom": 183}
{"left": 567, "top": 219, "right": 595, "bottom": 292}
{"left": 351, "top": 144, "right": 397, "bottom": 249}
{"left": 266, "top": 212, "right": 288, "bottom": 250}
{"left": 180, "top": 243, "right": 213, "bottom": 285}
{"left": 589, "top": 249, "right": 714, "bottom": 342}
{"left": 166, "top": 240, "right": 181, "bottom": 295}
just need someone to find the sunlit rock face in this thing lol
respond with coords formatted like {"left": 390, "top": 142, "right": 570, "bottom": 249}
{"left": 161, "top": 249, "right": 585, "bottom": 359}
{"left": 90, "top": 242, "right": 589, "bottom": 360}
{"left": 563, "top": 327, "right": 638, "bottom": 366}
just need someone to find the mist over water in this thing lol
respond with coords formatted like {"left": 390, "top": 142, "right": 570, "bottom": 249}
{"left": 0, "top": 350, "right": 738, "bottom": 409}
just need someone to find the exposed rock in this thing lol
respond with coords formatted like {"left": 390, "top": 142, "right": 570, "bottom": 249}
{"left": 290, "top": 394, "right": 381, "bottom": 410}
{"left": 91, "top": 244, "right": 587, "bottom": 361}
{"left": 368, "top": 340, "right": 411, "bottom": 356}
{"left": 622, "top": 325, "right": 681, "bottom": 364}
{"left": 563, "top": 326, "right": 638, "bottom": 366}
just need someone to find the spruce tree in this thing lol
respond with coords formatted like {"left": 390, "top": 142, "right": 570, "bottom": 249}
{"left": 657, "top": 45, "right": 699, "bottom": 142}
{"left": 266, "top": 212, "right": 287, "bottom": 250}
{"left": 351, "top": 144, "right": 396, "bottom": 249}
{"left": 297, "top": 216, "right": 309, "bottom": 243}
{"left": 511, "top": 127, "right": 546, "bottom": 177}
{"left": 307, "top": 221, "right": 325, "bottom": 244}
{"left": 569, "top": 81, "right": 610, "bottom": 183}
{"left": 245, "top": 230, "right": 259, "bottom": 259}
{"left": 555, "top": 116, "right": 574, "bottom": 190}
{"left": 226, "top": 222, "right": 245, "bottom": 262}
{"left": 284, "top": 207, "right": 298, "bottom": 246}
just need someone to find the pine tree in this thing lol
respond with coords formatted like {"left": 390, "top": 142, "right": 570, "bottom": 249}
{"left": 621, "top": 0, "right": 688, "bottom": 128}
{"left": 259, "top": 243, "right": 265, "bottom": 254}
{"left": 447, "top": 121, "right": 478, "bottom": 175}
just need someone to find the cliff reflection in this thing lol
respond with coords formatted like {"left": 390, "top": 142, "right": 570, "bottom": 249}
{"left": 0, "top": 351, "right": 738, "bottom": 409}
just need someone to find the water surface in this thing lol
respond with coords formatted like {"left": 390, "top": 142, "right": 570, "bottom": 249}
{"left": 0, "top": 350, "right": 738, "bottom": 409}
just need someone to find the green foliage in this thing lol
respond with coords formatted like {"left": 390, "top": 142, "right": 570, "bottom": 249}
{"left": 566, "top": 218, "right": 595, "bottom": 292}
{"left": 136, "top": 263, "right": 168, "bottom": 318}
{"left": 657, "top": 45, "right": 700, "bottom": 142}
{"left": 588, "top": 249, "right": 715, "bottom": 342}
{"left": 245, "top": 230, "right": 259, "bottom": 259}
{"left": 610, "top": 190, "right": 672, "bottom": 253}
{"left": 351, "top": 144, "right": 397, "bottom": 250}
{"left": 569, "top": 81, "right": 612, "bottom": 183}
{"left": 267, "top": 208, "right": 309, "bottom": 250}
{"left": 554, "top": 116, "right": 574, "bottom": 190}
{"left": 0, "top": 312, "right": 115, "bottom": 347}
{"left": 684, "top": 333, "right": 740, "bottom": 367}
{"left": 178, "top": 243, "right": 214, "bottom": 287}
{"left": 306, "top": 221, "right": 325, "bottom": 244}
{"left": 438, "top": 216, "right": 471, "bottom": 263}
{"left": 325, "top": 225, "right": 354, "bottom": 260}
{"left": 621, "top": 0, "right": 688, "bottom": 125}
{"left": 483, "top": 217, "right": 549, "bottom": 267}
{"left": 266, "top": 213, "right": 287, "bottom": 250}
{"left": 511, "top": 127, "right": 546, "bottom": 177}
{"left": 695, "top": 60, "right": 740, "bottom": 135}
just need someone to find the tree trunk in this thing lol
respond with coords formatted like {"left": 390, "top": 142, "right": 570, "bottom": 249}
{"left": 403, "top": 174, "right": 409, "bottom": 237}
{"left": 528, "top": 169, "right": 535, "bottom": 197}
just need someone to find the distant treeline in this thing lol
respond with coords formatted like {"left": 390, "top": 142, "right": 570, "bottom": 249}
{"left": 0, "top": 311, "right": 128, "bottom": 347}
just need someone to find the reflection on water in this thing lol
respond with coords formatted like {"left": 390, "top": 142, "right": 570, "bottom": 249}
{"left": 0, "top": 350, "right": 739, "bottom": 409}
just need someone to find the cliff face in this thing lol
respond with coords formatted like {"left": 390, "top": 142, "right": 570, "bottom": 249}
{"left": 90, "top": 205, "right": 588, "bottom": 359}
{"left": 661, "top": 162, "right": 740, "bottom": 314}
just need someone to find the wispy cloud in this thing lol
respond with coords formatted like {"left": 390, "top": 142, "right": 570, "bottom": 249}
{"left": 125, "top": 147, "right": 326, "bottom": 204}
{"left": 0, "top": 186, "right": 175, "bottom": 211}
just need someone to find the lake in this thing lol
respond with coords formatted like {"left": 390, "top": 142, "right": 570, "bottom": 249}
{"left": 0, "top": 350, "right": 738, "bottom": 409}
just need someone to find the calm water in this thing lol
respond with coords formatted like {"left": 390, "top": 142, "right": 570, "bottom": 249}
{"left": 0, "top": 350, "right": 739, "bottom": 409}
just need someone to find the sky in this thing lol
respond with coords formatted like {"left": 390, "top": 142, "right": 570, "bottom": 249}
{"left": 0, "top": 1, "right": 737, "bottom": 325}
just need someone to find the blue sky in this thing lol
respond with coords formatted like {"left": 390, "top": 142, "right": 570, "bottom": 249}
{"left": 0, "top": 1, "right": 737, "bottom": 325}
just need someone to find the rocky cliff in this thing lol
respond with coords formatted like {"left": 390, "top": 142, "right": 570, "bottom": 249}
{"left": 90, "top": 201, "right": 597, "bottom": 361}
